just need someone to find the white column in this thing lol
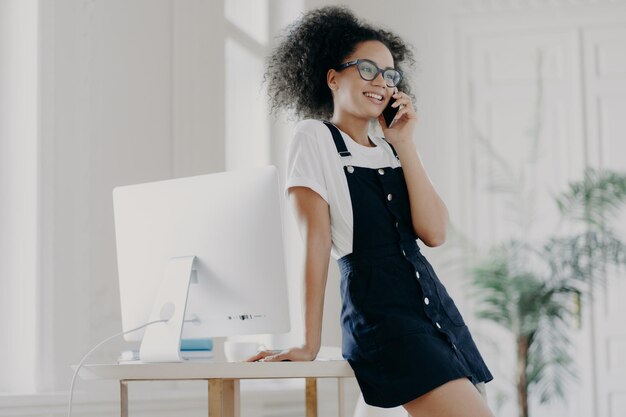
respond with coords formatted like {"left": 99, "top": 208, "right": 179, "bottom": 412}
{"left": 0, "top": 0, "right": 40, "bottom": 392}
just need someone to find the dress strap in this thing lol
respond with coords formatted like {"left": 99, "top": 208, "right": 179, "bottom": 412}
{"left": 322, "top": 121, "right": 352, "bottom": 158}
{"left": 382, "top": 138, "right": 400, "bottom": 160}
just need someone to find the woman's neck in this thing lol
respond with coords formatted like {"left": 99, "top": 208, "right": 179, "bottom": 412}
{"left": 330, "top": 113, "right": 373, "bottom": 147}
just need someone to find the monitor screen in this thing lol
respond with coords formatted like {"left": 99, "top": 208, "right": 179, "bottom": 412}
{"left": 113, "top": 165, "right": 290, "bottom": 343}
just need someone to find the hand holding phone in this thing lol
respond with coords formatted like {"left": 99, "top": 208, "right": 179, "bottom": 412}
{"left": 382, "top": 89, "right": 400, "bottom": 128}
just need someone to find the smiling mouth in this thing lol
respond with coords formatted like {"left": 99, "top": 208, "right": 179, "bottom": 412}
{"left": 363, "top": 92, "right": 384, "bottom": 102}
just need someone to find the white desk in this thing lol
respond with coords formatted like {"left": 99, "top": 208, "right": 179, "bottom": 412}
{"left": 78, "top": 360, "right": 355, "bottom": 417}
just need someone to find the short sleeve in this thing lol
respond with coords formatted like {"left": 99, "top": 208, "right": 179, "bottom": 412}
{"left": 284, "top": 128, "right": 329, "bottom": 204}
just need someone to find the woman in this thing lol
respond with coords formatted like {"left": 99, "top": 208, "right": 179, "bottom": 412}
{"left": 246, "top": 6, "right": 494, "bottom": 416}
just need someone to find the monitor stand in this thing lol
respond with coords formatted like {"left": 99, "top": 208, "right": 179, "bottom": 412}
{"left": 139, "top": 255, "right": 197, "bottom": 362}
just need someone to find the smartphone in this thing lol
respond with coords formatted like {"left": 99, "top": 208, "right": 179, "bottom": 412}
{"left": 382, "top": 98, "right": 399, "bottom": 128}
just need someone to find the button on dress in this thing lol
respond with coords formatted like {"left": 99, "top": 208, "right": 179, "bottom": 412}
{"left": 322, "top": 121, "right": 493, "bottom": 408}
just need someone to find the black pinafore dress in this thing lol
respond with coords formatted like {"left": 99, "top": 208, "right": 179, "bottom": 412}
{"left": 323, "top": 121, "right": 493, "bottom": 408}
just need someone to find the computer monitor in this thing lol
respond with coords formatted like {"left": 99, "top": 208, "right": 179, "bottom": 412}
{"left": 113, "top": 165, "right": 290, "bottom": 362}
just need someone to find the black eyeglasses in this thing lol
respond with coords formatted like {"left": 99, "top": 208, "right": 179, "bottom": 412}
{"left": 334, "top": 59, "right": 402, "bottom": 88}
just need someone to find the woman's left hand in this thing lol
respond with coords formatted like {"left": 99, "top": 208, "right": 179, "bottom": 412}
{"left": 378, "top": 89, "right": 417, "bottom": 145}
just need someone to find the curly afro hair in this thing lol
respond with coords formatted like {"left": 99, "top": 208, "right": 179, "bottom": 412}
{"left": 265, "top": 6, "right": 415, "bottom": 121}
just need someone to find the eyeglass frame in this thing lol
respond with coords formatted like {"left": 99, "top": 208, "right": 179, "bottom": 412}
{"left": 333, "top": 58, "right": 403, "bottom": 87}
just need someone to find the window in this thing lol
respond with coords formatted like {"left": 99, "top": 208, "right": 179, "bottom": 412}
{"left": 224, "top": 0, "right": 270, "bottom": 170}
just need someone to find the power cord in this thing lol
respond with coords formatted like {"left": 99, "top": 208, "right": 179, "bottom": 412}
{"left": 67, "top": 319, "right": 167, "bottom": 417}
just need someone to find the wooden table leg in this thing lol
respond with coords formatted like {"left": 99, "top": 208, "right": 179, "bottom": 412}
{"left": 209, "top": 378, "right": 240, "bottom": 417}
{"left": 223, "top": 379, "right": 240, "bottom": 417}
{"left": 306, "top": 377, "right": 317, "bottom": 417}
{"left": 120, "top": 380, "right": 128, "bottom": 417}
{"left": 208, "top": 379, "right": 223, "bottom": 417}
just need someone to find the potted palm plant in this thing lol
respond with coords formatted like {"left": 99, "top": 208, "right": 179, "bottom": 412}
{"left": 469, "top": 168, "right": 626, "bottom": 417}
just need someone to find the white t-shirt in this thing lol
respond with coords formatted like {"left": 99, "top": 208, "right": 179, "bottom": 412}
{"left": 284, "top": 119, "right": 402, "bottom": 260}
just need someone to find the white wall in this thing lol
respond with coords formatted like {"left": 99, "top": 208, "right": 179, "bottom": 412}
{"left": 0, "top": 0, "right": 39, "bottom": 392}
{"left": 41, "top": 0, "right": 178, "bottom": 393}
{"left": 33, "top": 0, "right": 225, "bottom": 391}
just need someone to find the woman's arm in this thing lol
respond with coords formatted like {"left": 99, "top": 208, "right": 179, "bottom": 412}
{"left": 290, "top": 186, "right": 332, "bottom": 356}
{"left": 394, "top": 140, "right": 449, "bottom": 247}
{"left": 246, "top": 186, "right": 331, "bottom": 362}
{"left": 378, "top": 91, "right": 449, "bottom": 247}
